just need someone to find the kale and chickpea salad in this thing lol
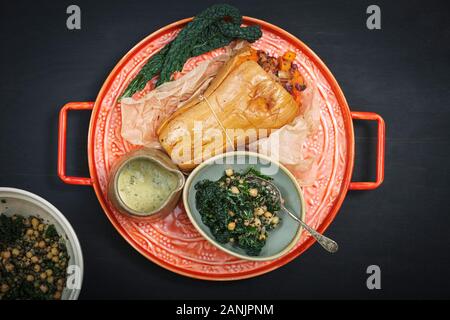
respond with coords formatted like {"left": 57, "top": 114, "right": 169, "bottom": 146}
{"left": 0, "top": 214, "right": 69, "bottom": 300}
{"left": 195, "top": 168, "right": 281, "bottom": 256}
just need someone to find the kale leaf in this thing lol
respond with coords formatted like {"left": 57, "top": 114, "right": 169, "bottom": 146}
{"left": 0, "top": 214, "right": 25, "bottom": 250}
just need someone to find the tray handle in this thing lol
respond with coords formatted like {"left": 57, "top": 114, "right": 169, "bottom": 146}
{"left": 57, "top": 104, "right": 385, "bottom": 189}
{"left": 58, "top": 102, "right": 94, "bottom": 186}
{"left": 349, "top": 111, "right": 385, "bottom": 190}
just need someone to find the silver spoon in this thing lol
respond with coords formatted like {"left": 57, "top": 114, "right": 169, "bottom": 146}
{"left": 247, "top": 176, "right": 339, "bottom": 253}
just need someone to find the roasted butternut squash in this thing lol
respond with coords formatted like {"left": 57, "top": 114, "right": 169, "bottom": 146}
{"left": 157, "top": 45, "right": 300, "bottom": 171}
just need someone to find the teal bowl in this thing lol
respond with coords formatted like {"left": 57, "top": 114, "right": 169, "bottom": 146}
{"left": 183, "top": 151, "right": 305, "bottom": 261}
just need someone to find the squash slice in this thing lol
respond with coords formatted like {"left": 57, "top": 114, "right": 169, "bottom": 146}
{"left": 157, "top": 45, "right": 300, "bottom": 171}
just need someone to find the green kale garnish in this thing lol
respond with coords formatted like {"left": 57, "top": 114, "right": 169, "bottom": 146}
{"left": 121, "top": 4, "right": 262, "bottom": 98}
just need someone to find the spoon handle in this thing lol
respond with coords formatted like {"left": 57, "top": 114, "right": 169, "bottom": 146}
{"left": 282, "top": 206, "right": 339, "bottom": 253}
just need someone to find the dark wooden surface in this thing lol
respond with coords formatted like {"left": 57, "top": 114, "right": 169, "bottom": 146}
{"left": 0, "top": 0, "right": 449, "bottom": 299}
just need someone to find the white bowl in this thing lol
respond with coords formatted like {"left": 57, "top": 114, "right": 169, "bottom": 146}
{"left": 0, "top": 187, "right": 83, "bottom": 300}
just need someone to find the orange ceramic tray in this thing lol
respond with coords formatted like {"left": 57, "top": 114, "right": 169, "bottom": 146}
{"left": 57, "top": 17, "right": 385, "bottom": 280}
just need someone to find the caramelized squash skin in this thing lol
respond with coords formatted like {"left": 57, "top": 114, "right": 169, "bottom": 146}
{"left": 157, "top": 46, "right": 300, "bottom": 171}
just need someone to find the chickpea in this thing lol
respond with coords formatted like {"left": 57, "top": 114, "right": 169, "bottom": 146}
{"left": 31, "top": 217, "right": 39, "bottom": 229}
{"left": 225, "top": 168, "right": 234, "bottom": 177}
{"left": 249, "top": 188, "right": 258, "bottom": 197}
{"left": 264, "top": 211, "right": 273, "bottom": 218}
{"left": 227, "top": 221, "right": 236, "bottom": 231}
{"left": 254, "top": 207, "right": 265, "bottom": 216}
{"left": 38, "top": 241, "right": 46, "bottom": 249}
{"left": 259, "top": 233, "right": 267, "bottom": 241}
{"left": 230, "top": 186, "right": 240, "bottom": 194}
{"left": 5, "top": 263, "right": 14, "bottom": 272}
{"left": 46, "top": 269, "right": 53, "bottom": 276}
{"left": 254, "top": 218, "right": 261, "bottom": 227}
{"left": 228, "top": 210, "right": 235, "bottom": 217}
{"left": 47, "top": 276, "right": 54, "bottom": 284}
{"left": 46, "top": 252, "right": 53, "bottom": 259}
{"left": 244, "top": 220, "right": 250, "bottom": 226}
{"left": 52, "top": 256, "right": 59, "bottom": 263}
{"left": 229, "top": 238, "right": 235, "bottom": 243}
{"left": 51, "top": 247, "right": 59, "bottom": 256}
{"left": 53, "top": 291, "right": 62, "bottom": 300}
{"left": 26, "top": 251, "right": 33, "bottom": 259}
{"left": 33, "top": 264, "right": 41, "bottom": 272}
{"left": 2, "top": 251, "right": 11, "bottom": 259}
{"left": 40, "top": 272, "right": 47, "bottom": 280}
{"left": 12, "top": 248, "right": 20, "bottom": 256}
{"left": 261, "top": 205, "right": 267, "bottom": 212}
{"left": 271, "top": 216, "right": 280, "bottom": 225}
{"left": 26, "top": 229, "right": 34, "bottom": 237}
{"left": 26, "top": 274, "right": 35, "bottom": 282}
{"left": 39, "top": 284, "right": 48, "bottom": 293}
{"left": 33, "top": 231, "right": 39, "bottom": 237}
{"left": 31, "top": 256, "right": 39, "bottom": 263}
{"left": 56, "top": 279, "right": 64, "bottom": 286}
{"left": 1, "top": 283, "right": 9, "bottom": 293}
{"left": 38, "top": 224, "right": 45, "bottom": 232}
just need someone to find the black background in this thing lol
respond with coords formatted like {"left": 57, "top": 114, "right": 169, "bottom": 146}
{"left": 1, "top": 0, "right": 449, "bottom": 299}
